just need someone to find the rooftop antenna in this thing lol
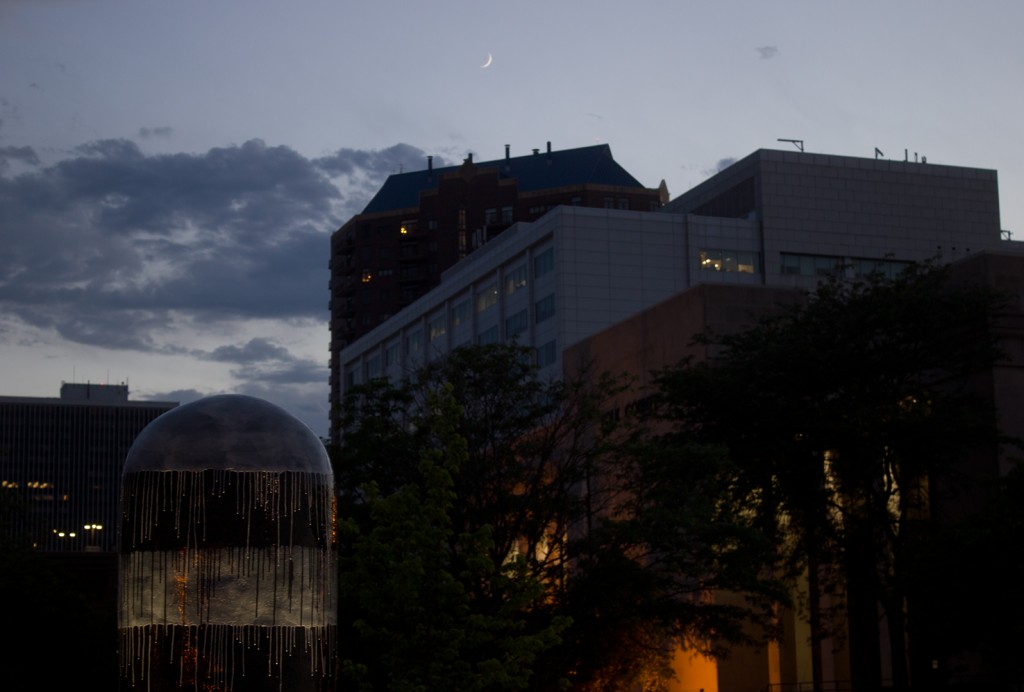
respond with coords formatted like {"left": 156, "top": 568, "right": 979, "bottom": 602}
{"left": 875, "top": 147, "right": 884, "bottom": 159}
{"left": 777, "top": 138, "right": 804, "bottom": 152}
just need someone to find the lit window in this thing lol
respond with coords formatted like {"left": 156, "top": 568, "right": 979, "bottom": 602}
{"left": 505, "top": 265, "right": 528, "bottom": 295}
{"left": 429, "top": 314, "right": 447, "bottom": 341}
{"left": 361, "top": 269, "right": 373, "bottom": 283}
{"left": 699, "top": 249, "right": 723, "bottom": 271}
{"left": 700, "top": 248, "right": 760, "bottom": 274}
{"left": 476, "top": 283, "right": 498, "bottom": 312}
{"left": 406, "top": 329, "right": 422, "bottom": 355}
{"left": 452, "top": 299, "right": 471, "bottom": 327}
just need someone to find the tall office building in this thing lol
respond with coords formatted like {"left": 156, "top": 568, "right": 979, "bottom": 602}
{"left": 0, "top": 383, "right": 177, "bottom": 553}
{"left": 328, "top": 142, "right": 666, "bottom": 435}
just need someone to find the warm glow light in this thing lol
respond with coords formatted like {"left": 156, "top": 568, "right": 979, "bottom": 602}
{"left": 400, "top": 225, "right": 408, "bottom": 234}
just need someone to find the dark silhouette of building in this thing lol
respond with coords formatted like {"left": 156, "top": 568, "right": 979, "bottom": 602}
{"left": 328, "top": 142, "right": 666, "bottom": 436}
{"left": 0, "top": 382, "right": 177, "bottom": 553}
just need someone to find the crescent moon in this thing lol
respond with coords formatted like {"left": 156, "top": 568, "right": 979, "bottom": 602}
{"left": 481, "top": 53, "right": 493, "bottom": 68}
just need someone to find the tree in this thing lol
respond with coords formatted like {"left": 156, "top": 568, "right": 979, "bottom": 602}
{"left": 340, "top": 383, "right": 567, "bottom": 691}
{"left": 333, "top": 343, "right": 787, "bottom": 690}
{"left": 649, "top": 260, "right": 1010, "bottom": 691}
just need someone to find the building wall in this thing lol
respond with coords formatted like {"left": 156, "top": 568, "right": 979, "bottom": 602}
{"left": 562, "top": 250, "right": 1024, "bottom": 691}
{"left": 337, "top": 206, "right": 690, "bottom": 402}
{"left": 667, "top": 149, "right": 1006, "bottom": 288}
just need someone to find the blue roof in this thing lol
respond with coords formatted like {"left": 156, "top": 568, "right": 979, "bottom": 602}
{"left": 361, "top": 144, "right": 647, "bottom": 214}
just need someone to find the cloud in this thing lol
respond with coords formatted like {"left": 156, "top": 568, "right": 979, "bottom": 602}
{"left": 0, "top": 145, "right": 40, "bottom": 173}
{"left": 0, "top": 136, "right": 440, "bottom": 436}
{"left": 314, "top": 143, "right": 449, "bottom": 214}
{"left": 0, "top": 137, "right": 433, "bottom": 390}
{"left": 138, "top": 126, "right": 174, "bottom": 139}
{"left": 756, "top": 46, "right": 780, "bottom": 60}
{"left": 206, "top": 338, "right": 293, "bottom": 364}
{"left": 703, "top": 158, "right": 737, "bottom": 177}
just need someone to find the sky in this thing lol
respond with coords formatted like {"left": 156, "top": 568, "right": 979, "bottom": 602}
{"left": 2, "top": 0, "right": 1022, "bottom": 440}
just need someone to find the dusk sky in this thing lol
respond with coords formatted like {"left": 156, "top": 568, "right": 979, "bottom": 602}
{"left": 2, "top": 0, "right": 1022, "bottom": 439}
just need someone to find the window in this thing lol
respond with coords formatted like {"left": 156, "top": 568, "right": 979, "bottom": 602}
{"left": 485, "top": 208, "right": 498, "bottom": 225}
{"left": 367, "top": 354, "right": 382, "bottom": 379}
{"left": 603, "top": 197, "right": 615, "bottom": 209}
{"left": 452, "top": 299, "right": 471, "bottom": 327}
{"left": 429, "top": 314, "right": 446, "bottom": 341}
{"left": 384, "top": 342, "right": 400, "bottom": 367}
{"left": 700, "top": 249, "right": 723, "bottom": 271}
{"left": 617, "top": 198, "right": 629, "bottom": 210}
{"left": 851, "top": 257, "right": 910, "bottom": 279}
{"left": 501, "top": 206, "right": 514, "bottom": 223}
{"left": 505, "top": 309, "right": 528, "bottom": 339}
{"left": 477, "top": 325, "right": 499, "bottom": 345}
{"left": 504, "top": 265, "right": 528, "bottom": 295}
{"left": 534, "top": 247, "right": 554, "bottom": 277}
{"left": 536, "top": 340, "right": 557, "bottom": 368}
{"left": 476, "top": 283, "right": 498, "bottom": 312}
{"left": 406, "top": 329, "right": 422, "bottom": 355}
{"left": 737, "top": 253, "right": 758, "bottom": 273}
{"left": 781, "top": 253, "right": 841, "bottom": 277}
{"left": 699, "top": 248, "right": 760, "bottom": 274}
{"left": 535, "top": 294, "right": 555, "bottom": 324}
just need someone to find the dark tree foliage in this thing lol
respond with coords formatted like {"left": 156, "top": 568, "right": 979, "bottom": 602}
{"left": 332, "top": 343, "right": 787, "bottom": 691}
{"left": 907, "top": 457, "right": 1024, "bottom": 687}
{"left": 339, "top": 384, "right": 567, "bottom": 691}
{"left": 0, "top": 516, "right": 117, "bottom": 688}
{"left": 648, "top": 260, "right": 1010, "bottom": 691}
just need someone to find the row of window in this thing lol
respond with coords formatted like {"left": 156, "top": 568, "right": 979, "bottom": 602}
{"left": 780, "top": 253, "right": 910, "bottom": 279}
{"left": 699, "top": 248, "right": 760, "bottom": 274}
{"left": 484, "top": 207, "right": 515, "bottom": 225}
{"left": 355, "top": 290, "right": 556, "bottom": 384}
{"left": 348, "top": 246, "right": 557, "bottom": 387}
{"left": 360, "top": 337, "right": 559, "bottom": 383}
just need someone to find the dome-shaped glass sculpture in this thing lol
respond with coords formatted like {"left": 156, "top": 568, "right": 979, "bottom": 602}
{"left": 117, "top": 395, "right": 336, "bottom": 691}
